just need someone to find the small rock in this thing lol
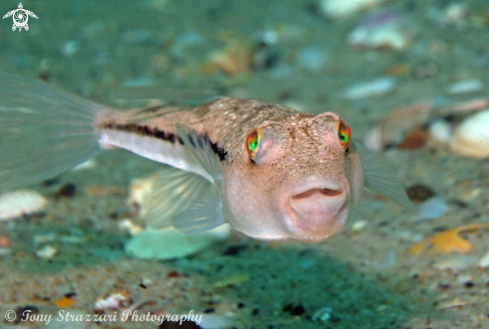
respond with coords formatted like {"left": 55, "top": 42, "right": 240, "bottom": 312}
{"left": 406, "top": 184, "right": 435, "bottom": 202}
{"left": 118, "top": 219, "right": 144, "bottom": 236}
{"left": 297, "top": 47, "right": 328, "bottom": 72}
{"left": 429, "top": 120, "right": 452, "bottom": 145}
{"left": 350, "top": 220, "right": 367, "bottom": 232}
{"left": 443, "top": 3, "right": 468, "bottom": 26}
{"left": 342, "top": 77, "right": 395, "bottom": 100}
{"left": 320, "top": 0, "right": 385, "bottom": 18}
{"left": 348, "top": 10, "right": 413, "bottom": 51}
{"left": 416, "top": 197, "right": 449, "bottom": 221}
{"left": 434, "top": 255, "right": 477, "bottom": 273}
{"left": 448, "top": 79, "right": 483, "bottom": 94}
{"left": 57, "top": 183, "right": 77, "bottom": 198}
{"left": 312, "top": 307, "right": 333, "bottom": 322}
{"left": 60, "top": 40, "right": 79, "bottom": 57}
{"left": 36, "top": 244, "right": 58, "bottom": 260}
{"left": 0, "top": 190, "right": 48, "bottom": 221}
{"left": 479, "top": 250, "right": 489, "bottom": 268}
{"left": 450, "top": 109, "right": 489, "bottom": 159}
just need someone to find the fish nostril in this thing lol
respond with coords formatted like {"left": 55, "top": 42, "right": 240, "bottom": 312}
{"left": 291, "top": 188, "right": 342, "bottom": 200}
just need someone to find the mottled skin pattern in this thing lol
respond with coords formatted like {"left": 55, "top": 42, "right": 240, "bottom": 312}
{"left": 96, "top": 97, "right": 364, "bottom": 242}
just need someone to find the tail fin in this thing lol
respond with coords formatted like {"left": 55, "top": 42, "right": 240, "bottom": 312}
{"left": 0, "top": 74, "right": 103, "bottom": 191}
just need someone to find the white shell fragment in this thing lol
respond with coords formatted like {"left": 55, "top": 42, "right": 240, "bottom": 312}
{"left": 342, "top": 77, "right": 395, "bottom": 100}
{"left": 320, "top": 0, "right": 385, "bottom": 18}
{"left": 0, "top": 190, "right": 48, "bottom": 221}
{"left": 348, "top": 10, "right": 412, "bottom": 50}
{"left": 479, "top": 250, "right": 489, "bottom": 268}
{"left": 428, "top": 120, "right": 452, "bottom": 146}
{"left": 448, "top": 79, "right": 483, "bottom": 95}
{"left": 125, "top": 225, "right": 231, "bottom": 260}
{"left": 450, "top": 109, "right": 489, "bottom": 158}
{"left": 127, "top": 175, "right": 155, "bottom": 216}
{"left": 35, "top": 244, "right": 58, "bottom": 260}
{"left": 434, "top": 255, "right": 477, "bottom": 273}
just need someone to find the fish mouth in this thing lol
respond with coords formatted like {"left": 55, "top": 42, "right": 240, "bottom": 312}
{"left": 286, "top": 178, "right": 348, "bottom": 241}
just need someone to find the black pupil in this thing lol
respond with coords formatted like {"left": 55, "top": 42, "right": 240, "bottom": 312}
{"left": 339, "top": 134, "right": 345, "bottom": 141}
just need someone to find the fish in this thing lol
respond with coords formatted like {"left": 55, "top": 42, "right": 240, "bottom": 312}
{"left": 0, "top": 74, "right": 413, "bottom": 243}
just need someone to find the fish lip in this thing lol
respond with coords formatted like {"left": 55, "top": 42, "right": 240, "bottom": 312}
{"left": 288, "top": 178, "right": 345, "bottom": 201}
{"left": 283, "top": 177, "right": 348, "bottom": 241}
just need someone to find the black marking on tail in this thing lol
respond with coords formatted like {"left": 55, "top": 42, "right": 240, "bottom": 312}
{"left": 101, "top": 123, "right": 227, "bottom": 160}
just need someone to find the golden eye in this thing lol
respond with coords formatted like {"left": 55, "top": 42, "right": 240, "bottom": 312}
{"left": 246, "top": 129, "right": 260, "bottom": 159}
{"left": 338, "top": 120, "right": 351, "bottom": 150}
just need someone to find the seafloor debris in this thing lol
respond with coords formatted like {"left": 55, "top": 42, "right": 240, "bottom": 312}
{"left": 342, "top": 77, "right": 395, "bottom": 100}
{"left": 450, "top": 109, "right": 489, "bottom": 159}
{"left": 448, "top": 79, "right": 483, "bottom": 95}
{"left": 118, "top": 219, "right": 144, "bottom": 236}
{"left": 212, "top": 273, "right": 250, "bottom": 288}
{"left": 437, "top": 298, "right": 474, "bottom": 311}
{"left": 94, "top": 289, "right": 131, "bottom": 314}
{"left": 320, "top": 0, "right": 385, "bottom": 18}
{"left": 406, "top": 184, "right": 435, "bottom": 202}
{"left": 411, "top": 224, "right": 489, "bottom": 255}
{"left": 365, "top": 97, "right": 489, "bottom": 154}
{"left": 348, "top": 10, "right": 413, "bottom": 51}
{"left": 416, "top": 197, "right": 450, "bottom": 221}
{"left": 205, "top": 40, "right": 253, "bottom": 75}
{"left": 54, "top": 297, "right": 75, "bottom": 308}
{"left": 433, "top": 255, "right": 477, "bottom": 273}
{"left": 35, "top": 244, "right": 58, "bottom": 260}
{"left": 0, "top": 190, "right": 48, "bottom": 221}
{"left": 478, "top": 250, "right": 489, "bottom": 268}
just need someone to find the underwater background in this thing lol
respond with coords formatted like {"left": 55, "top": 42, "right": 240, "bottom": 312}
{"left": 1, "top": 0, "right": 489, "bottom": 328}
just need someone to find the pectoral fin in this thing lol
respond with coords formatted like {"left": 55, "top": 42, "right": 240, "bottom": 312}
{"left": 176, "top": 123, "right": 224, "bottom": 185}
{"left": 356, "top": 142, "right": 415, "bottom": 211}
{"left": 171, "top": 187, "right": 224, "bottom": 234}
{"left": 143, "top": 166, "right": 215, "bottom": 230}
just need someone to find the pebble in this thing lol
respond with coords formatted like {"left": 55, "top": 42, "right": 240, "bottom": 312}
{"left": 350, "top": 220, "right": 367, "bottom": 232}
{"left": 297, "top": 47, "right": 328, "bottom": 72}
{"left": 312, "top": 307, "right": 333, "bottom": 322}
{"left": 406, "top": 184, "right": 435, "bottom": 202}
{"left": 479, "top": 250, "right": 489, "bottom": 268}
{"left": 342, "top": 77, "right": 395, "bottom": 100}
{"left": 36, "top": 244, "right": 58, "bottom": 260}
{"left": 443, "top": 3, "right": 468, "bottom": 26}
{"left": 416, "top": 197, "right": 449, "bottom": 221}
{"left": 450, "top": 109, "right": 489, "bottom": 159}
{"left": 118, "top": 219, "right": 144, "bottom": 236}
{"left": 57, "top": 183, "right": 77, "bottom": 198}
{"left": 33, "top": 232, "right": 57, "bottom": 247}
{"left": 0, "top": 190, "right": 48, "bottom": 221}
{"left": 428, "top": 120, "right": 452, "bottom": 145}
{"left": 320, "top": 0, "right": 385, "bottom": 18}
{"left": 434, "top": 255, "right": 477, "bottom": 273}
{"left": 448, "top": 79, "right": 483, "bottom": 94}
{"left": 348, "top": 10, "right": 412, "bottom": 51}
{"left": 60, "top": 40, "right": 79, "bottom": 57}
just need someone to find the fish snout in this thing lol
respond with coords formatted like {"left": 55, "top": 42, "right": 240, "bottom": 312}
{"left": 286, "top": 178, "right": 349, "bottom": 241}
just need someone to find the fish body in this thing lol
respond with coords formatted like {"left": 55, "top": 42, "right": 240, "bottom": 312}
{"left": 0, "top": 74, "right": 412, "bottom": 243}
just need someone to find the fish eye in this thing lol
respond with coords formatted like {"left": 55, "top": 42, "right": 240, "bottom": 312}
{"left": 337, "top": 120, "right": 351, "bottom": 150}
{"left": 246, "top": 129, "right": 260, "bottom": 160}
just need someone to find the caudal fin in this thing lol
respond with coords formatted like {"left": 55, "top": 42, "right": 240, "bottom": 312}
{"left": 0, "top": 74, "right": 103, "bottom": 191}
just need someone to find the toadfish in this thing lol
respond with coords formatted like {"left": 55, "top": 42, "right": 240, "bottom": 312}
{"left": 0, "top": 74, "right": 413, "bottom": 243}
